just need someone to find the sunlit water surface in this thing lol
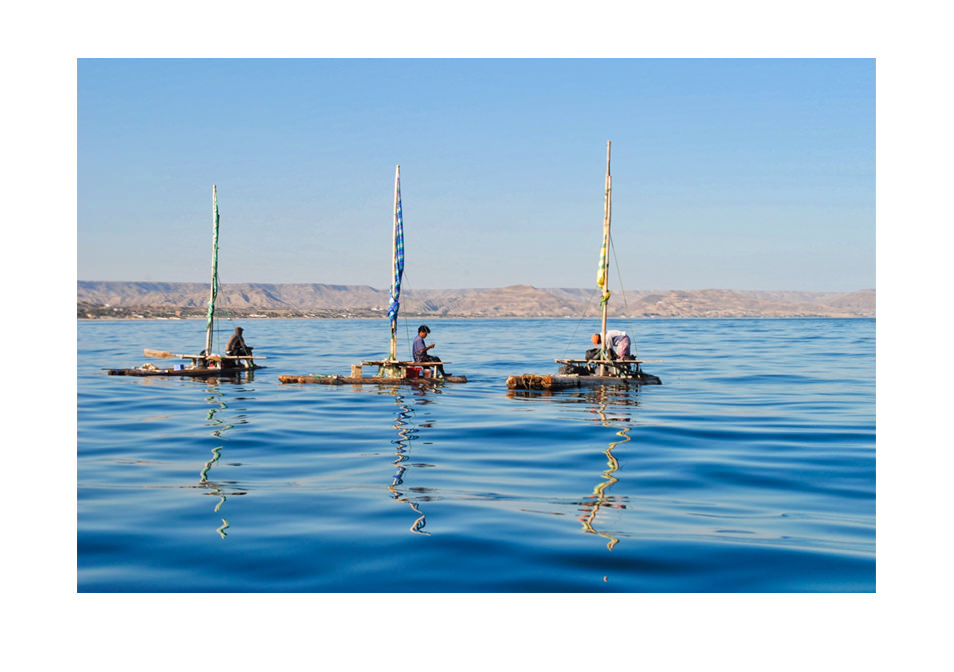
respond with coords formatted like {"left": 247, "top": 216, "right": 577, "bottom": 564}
{"left": 78, "top": 318, "right": 875, "bottom": 592}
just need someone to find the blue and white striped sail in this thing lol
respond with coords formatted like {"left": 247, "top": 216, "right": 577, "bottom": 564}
{"left": 387, "top": 166, "right": 405, "bottom": 339}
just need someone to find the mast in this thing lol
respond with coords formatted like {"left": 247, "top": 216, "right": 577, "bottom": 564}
{"left": 388, "top": 165, "right": 405, "bottom": 361}
{"left": 205, "top": 185, "right": 220, "bottom": 357}
{"left": 598, "top": 141, "right": 612, "bottom": 373}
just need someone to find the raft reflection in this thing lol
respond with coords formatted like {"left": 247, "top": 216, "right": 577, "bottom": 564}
{"left": 386, "top": 387, "right": 434, "bottom": 535}
{"left": 198, "top": 383, "right": 251, "bottom": 538}
{"left": 577, "top": 386, "right": 634, "bottom": 551}
{"left": 508, "top": 385, "right": 638, "bottom": 551}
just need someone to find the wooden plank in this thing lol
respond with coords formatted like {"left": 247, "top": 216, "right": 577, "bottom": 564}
{"left": 144, "top": 349, "right": 263, "bottom": 360}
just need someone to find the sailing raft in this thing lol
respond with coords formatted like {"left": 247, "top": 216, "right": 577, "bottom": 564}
{"left": 107, "top": 186, "right": 263, "bottom": 378}
{"left": 279, "top": 165, "right": 466, "bottom": 387}
{"left": 505, "top": 141, "right": 660, "bottom": 391}
{"left": 109, "top": 352, "right": 263, "bottom": 378}
{"left": 505, "top": 365, "right": 661, "bottom": 391}
{"left": 278, "top": 362, "right": 468, "bottom": 386}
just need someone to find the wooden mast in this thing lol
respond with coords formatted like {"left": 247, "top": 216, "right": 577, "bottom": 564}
{"left": 205, "top": 185, "right": 219, "bottom": 358}
{"left": 599, "top": 141, "right": 612, "bottom": 376}
{"left": 389, "top": 165, "right": 400, "bottom": 361}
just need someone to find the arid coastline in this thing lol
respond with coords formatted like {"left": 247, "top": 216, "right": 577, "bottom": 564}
{"left": 78, "top": 282, "right": 875, "bottom": 319}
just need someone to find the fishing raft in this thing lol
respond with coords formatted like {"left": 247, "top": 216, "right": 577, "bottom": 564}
{"left": 108, "top": 351, "right": 262, "bottom": 378}
{"left": 505, "top": 141, "right": 660, "bottom": 392}
{"left": 506, "top": 361, "right": 661, "bottom": 391}
{"left": 280, "top": 165, "right": 466, "bottom": 387}
{"left": 107, "top": 185, "right": 263, "bottom": 378}
{"left": 279, "top": 361, "right": 467, "bottom": 386}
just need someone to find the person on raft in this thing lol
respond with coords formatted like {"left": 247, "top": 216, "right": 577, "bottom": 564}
{"left": 412, "top": 324, "right": 449, "bottom": 377}
{"left": 225, "top": 326, "right": 254, "bottom": 367}
{"left": 589, "top": 330, "right": 631, "bottom": 360}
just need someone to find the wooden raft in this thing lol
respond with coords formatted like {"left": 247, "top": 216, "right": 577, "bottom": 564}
{"left": 108, "top": 364, "right": 261, "bottom": 377}
{"left": 108, "top": 349, "right": 262, "bottom": 377}
{"left": 506, "top": 358, "right": 661, "bottom": 390}
{"left": 505, "top": 372, "right": 660, "bottom": 390}
{"left": 279, "top": 360, "right": 467, "bottom": 385}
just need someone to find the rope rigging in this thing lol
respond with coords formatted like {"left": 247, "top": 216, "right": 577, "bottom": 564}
{"left": 609, "top": 233, "right": 639, "bottom": 360}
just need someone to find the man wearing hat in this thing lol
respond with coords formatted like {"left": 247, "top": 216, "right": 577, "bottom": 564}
{"left": 412, "top": 324, "right": 448, "bottom": 377}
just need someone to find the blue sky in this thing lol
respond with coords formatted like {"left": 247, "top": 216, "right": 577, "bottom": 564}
{"left": 77, "top": 58, "right": 874, "bottom": 292}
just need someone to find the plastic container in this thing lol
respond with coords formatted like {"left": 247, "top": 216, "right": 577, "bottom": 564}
{"left": 406, "top": 366, "right": 422, "bottom": 379}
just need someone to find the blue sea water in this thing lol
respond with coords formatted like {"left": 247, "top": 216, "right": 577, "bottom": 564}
{"left": 77, "top": 317, "right": 875, "bottom": 592}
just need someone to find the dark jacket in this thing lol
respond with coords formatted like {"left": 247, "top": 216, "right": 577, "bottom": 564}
{"left": 225, "top": 330, "right": 251, "bottom": 356}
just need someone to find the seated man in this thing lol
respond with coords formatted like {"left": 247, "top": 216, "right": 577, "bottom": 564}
{"left": 224, "top": 326, "right": 253, "bottom": 369}
{"left": 412, "top": 324, "right": 448, "bottom": 377}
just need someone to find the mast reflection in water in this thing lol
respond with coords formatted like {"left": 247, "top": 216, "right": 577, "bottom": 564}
{"left": 508, "top": 384, "right": 638, "bottom": 551}
{"left": 198, "top": 381, "right": 251, "bottom": 538}
{"left": 577, "top": 386, "right": 635, "bottom": 551}
{"left": 387, "top": 387, "right": 432, "bottom": 535}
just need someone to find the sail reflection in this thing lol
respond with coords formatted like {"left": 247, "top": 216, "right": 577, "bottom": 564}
{"left": 577, "top": 387, "right": 632, "bottom": 550}
{"left": 578, "top": 387, "right": 635, "bottom": 551}
{"left": 198, "top": 383, "right": 250, "bottom": 538}
{"left": 509, "top": 384, "right": 637, "bottom": 551}
{"left": 387, "top": 387, "right": 432, "bottom": 535}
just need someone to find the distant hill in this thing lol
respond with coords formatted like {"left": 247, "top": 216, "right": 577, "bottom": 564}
{"left": 78, "top": 281, "right": 875, "bottom": 319}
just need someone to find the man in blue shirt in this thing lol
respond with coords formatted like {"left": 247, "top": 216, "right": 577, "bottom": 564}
{"left": 412, "top": 325, "right": 448, "bottom": 377}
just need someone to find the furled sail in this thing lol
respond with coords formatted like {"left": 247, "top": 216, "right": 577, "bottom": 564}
{"left": 597, "top": 143, "right": 612, "bottom": 307}
{"left": 387, "top": 166, "right": 405, "bottom": 358}
{"left": 205, "top": 185, "right": 220, "bottom": 356}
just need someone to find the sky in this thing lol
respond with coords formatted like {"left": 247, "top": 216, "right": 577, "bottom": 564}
{"left": 77, "top": 58, "right": 875, "bottom": 292}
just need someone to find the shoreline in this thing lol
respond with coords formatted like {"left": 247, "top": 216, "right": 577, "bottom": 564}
{"left": 78, "top": 314, "right": 876, "bottom": 321}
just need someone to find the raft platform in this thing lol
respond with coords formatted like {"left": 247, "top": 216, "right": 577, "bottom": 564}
{"left": 108, "top": 365, "right": 261, "bottom": 378}
{"left": 506, "top": 359, "right": 661, "bottom": 390}
{"left": 108, "top": 352, "right": 261, "bottom": 378}
{"left": 279, "top": 360, "right": 467, "bottom": 385}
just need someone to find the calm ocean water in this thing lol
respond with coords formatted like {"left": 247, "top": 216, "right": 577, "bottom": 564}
{"left": 77, "top": 317, "right": 875, "bottom": 592}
